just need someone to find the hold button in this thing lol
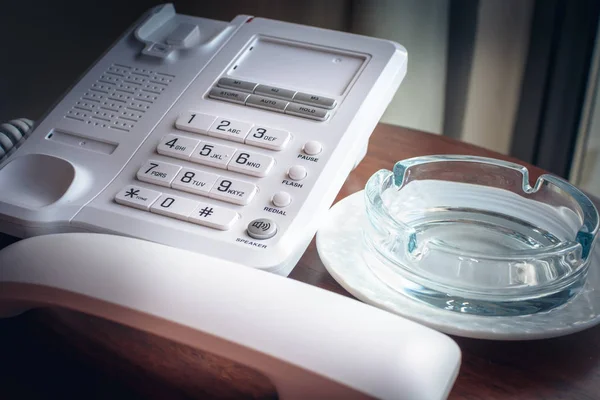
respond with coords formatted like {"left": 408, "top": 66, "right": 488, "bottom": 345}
{"left": 285, "top": 102, "right": 329, "bottom": 121}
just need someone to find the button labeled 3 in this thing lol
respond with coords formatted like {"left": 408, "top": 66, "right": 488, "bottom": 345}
{"left": 245, "top": 126, "right": 291, "bottom": 151}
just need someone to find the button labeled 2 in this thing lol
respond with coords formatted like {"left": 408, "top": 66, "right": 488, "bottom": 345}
{"left": 208, "top": 118, "right": 252, "bottom": 143}
{"left": 228, "top": 150, "right": 274, "bottom": 178}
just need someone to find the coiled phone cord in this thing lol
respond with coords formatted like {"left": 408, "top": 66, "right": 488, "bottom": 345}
{"left": 0, "top": 118, "right": 34, "bottom": 160}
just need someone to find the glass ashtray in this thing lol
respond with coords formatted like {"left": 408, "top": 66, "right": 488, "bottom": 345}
{"left": 363, "top": 155, "right": 599, "bottom": 316}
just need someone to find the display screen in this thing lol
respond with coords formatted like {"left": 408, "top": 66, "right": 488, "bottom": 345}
{"left": 229, "top": 36, "right": 367, "bottom": 96}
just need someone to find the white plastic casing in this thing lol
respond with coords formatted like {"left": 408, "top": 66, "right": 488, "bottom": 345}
{"left": 0, "top": 4, "right": 407, "bottom": 275}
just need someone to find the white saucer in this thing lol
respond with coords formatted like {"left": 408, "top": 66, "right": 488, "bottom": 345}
{"left": 316, "top": 191, "right": 600, "bottom": 340}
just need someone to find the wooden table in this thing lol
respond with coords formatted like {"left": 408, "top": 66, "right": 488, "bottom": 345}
{"left": 1, "top": 124, "right": 598, "bottom": 399}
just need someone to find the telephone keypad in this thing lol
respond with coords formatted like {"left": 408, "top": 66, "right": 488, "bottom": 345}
{"left": 136, "top": 160, "right": 182, "bottom": 187}
{"left": 121, "top": 107, "right": 296, "bottom": 230}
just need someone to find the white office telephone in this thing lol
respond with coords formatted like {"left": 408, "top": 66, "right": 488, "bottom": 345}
{"left": 0, "top": 5, "right": 460, "bottom": 399}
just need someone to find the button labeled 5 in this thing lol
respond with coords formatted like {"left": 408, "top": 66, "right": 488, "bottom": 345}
{"left": 190, "top": 142, "right": 237, "bottom": 169}
{"left": 208, "top": 118, "right": 252, "bottom": 143}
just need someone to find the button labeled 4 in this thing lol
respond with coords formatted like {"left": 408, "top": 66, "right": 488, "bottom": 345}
{"left": 157, "top": 134, "right": 200, "bottom": 159}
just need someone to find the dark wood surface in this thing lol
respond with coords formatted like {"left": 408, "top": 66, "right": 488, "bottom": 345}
{"left": 1, "top": 123, "right": 598, "bottom": 399}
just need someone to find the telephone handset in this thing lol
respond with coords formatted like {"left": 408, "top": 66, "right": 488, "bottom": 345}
{"left": 0, "top": 3, "right": 406, "bottom": 275}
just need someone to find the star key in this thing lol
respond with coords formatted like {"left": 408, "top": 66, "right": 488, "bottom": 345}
{"left": 125, "top": 188, "right": 140, "bottom": 198}
{"left": 115, "top": 185, "right": 162, "bottom": 211}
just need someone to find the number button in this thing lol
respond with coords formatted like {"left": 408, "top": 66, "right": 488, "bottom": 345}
{"left": 244, "top": 126, "right": 291, "bottom": 151}
{"left": 209, "top": 177, "right": 258, "bottom": 206}
{"left": 136, "top": 160, "right": 182, "bottom": 187}
{"left": 190, "top": 142, "right": 237, "bottom": 169}
{"left": 208, "top": 118, "right": 253, "bottom": 143}
{"left": 171, "top": 168, "right": 219, "bottom": 196}
{"left": 188, "top": 202, "right": 240, "bottom": 230}
{"left": 115, "top": 185, "right": 161, "bottom": 211}
{"left": 150, "top": 194, "right": 199, "bottom": 220}
{"left": 175, "top": 111, "right": 216, "bottom": 135}
{"left": 227, "top": 150, "right": 275, "bottom": 178}
{"left": 156, "top": 134, "right": 200, "bottom": 159}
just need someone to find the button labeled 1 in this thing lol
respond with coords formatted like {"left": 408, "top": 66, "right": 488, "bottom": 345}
{"left": 190, "top": 142, "right": 237, "bottom": 169}
{"left": 175, "top": 112, "right": 216, "bottom": 135}
{"left": 228, "top": 150, "right": 275, "bottom": 178}
{"left": 208, "top": 118, "right": 253, "bottom": 143}
{"left": 245, "top": 126, "right": 290, "bottom": 151}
